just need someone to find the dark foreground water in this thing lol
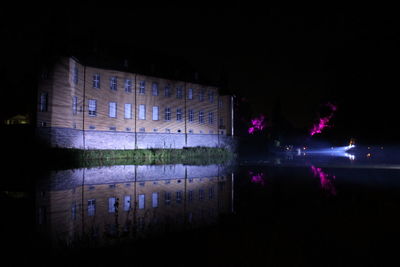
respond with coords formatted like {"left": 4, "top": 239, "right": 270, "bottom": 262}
{"left": 3, "top": 154, "right": 400, "bottom": 266}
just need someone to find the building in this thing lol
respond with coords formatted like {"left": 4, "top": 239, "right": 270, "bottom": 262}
{"left": 36, "top": 164, "right": 234, "bottom": 247}
{"left": 36, "top": 57, "right": 234, "bottom": 149}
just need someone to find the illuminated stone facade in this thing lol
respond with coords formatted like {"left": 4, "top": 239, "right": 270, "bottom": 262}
{"left": 36, "top": 57, "right": 234, "bottom": 149}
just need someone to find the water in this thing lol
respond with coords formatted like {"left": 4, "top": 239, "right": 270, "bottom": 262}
{"left": 3, "top": 154, "right": 400, "bottom": 266}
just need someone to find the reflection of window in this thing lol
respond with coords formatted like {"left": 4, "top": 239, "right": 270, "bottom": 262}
{"left": 164, "top": 107, "right": 171, "bottom": 121}
{"left": 199, "top": 189, "right": 204, "bottom": 200}
{"left": 199, "top": 111, "right": 204, "bottom": 124}
{"left": 164, "top": 192, "right": 171, "bottom": 205}
{"left": 188, "top": 88, "right": 193, "bottom": 99}
{"left": 208, "top": 112, "right": 214, "bottom": 124}
{"left": 152, "top": 192, "right": 158, "bottom": 208}
{"left": 176, "top": 191, "right": 182, "bottom": 204}
{"left": 108, "top": 197, "right": 116, "bottom": 213}
{"left": 209, "top": 187, "right": 214, "bottom": 199}
{"left": 188, "top": 109, "right": 194, "bottom": 122}
{"left": 124, "top": 196, "right": 131, "bottom": 211}
{"left": 88, "top": 99, "right": 97, "bottom": 116}
{"left": 138, "top": 194, "right": 145, "bottom": 209}
{"left": 88, "top": 199, "right": 96, "bottom": 216}
{"left": 176, "top": 108, "right": 182, "bottom": 121}
{"left": 71, "top": 202, "right": 77, "bottom": 220}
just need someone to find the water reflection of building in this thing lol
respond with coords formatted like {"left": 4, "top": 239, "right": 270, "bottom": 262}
{"left": 36, "top": 165, "right": 233, "bottom": 247}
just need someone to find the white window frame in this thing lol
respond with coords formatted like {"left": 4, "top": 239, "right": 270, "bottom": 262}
{"left": 109, "top": 102, "right": 117, "bottom": 118}
{"left": 125, "top": 79, "right": 132, "bottom": 93}
{"left": 110, "top": 76, "right": 117, "bottom": 91}
{"left": 188, "top": 109, "right": 194, "bottom": 122}
{"left": 139, "top": 81, "right": 145, "bottom": 94}
{"left": 93, "top": 74, "right": 100, "bottom": 88}
{"left": 152, "top": 106, "right": 159, "bottom": 121}
{"left": 124, "top": 103, "right": 132, "bottom": 119}
{"left": 139, "top": 104, "right": 146, "bottom": 120}
{"left": 88, "top": 99, "right": 97, "bottom": 116}
{"left": 164, "top": 107, "right": 171, "bottom": 121}
{"left": 152, "top": 82, "right": 159, "bottom": 96}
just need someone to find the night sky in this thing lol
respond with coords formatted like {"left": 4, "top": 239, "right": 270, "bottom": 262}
{"left": 2, "top": 4, "right": 399, "bottom": 143}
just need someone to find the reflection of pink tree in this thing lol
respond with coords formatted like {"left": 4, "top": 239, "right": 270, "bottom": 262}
{"left": 249, "top": 171, "right": 265, "bottom": 186}
{"left": 248, "top": 115, "right": 266, "bottom": 134}
{"left": 310, "top": 166, "right": 336, "bottom": 196}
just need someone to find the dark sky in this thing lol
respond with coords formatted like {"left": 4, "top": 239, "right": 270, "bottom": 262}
{"left": 2, "top": 4, "right": 399, "bottom": 142}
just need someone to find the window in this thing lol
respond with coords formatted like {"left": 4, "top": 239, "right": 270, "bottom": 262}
{"left": 199, "top": 88, "right": 205, "bottom": 101}
{"left": 188, "top": 109, "right": 194, "bottom": 122}
{"left": 88, "top": 199, "right": 96, "bottom": 216}
{"left": 188, "top": 190, "right": 193, "bottom": 202}
{"left": 108, "top": 197, "right": 117, "bottom": 213}
{"left": 72, "top": 66, "right": 78, "bottom": 84}
{"left": 188, "top": 88, "right": 193, "bottom": 99}
{"left": 164, "top": 85, "right": 171, "bottom": 97}
{"left": 124, "top": 103, "right": 132, "bottom": 119}
{"left": 152, "top": 82, "right": 159, "bottom": 96}
{"left": 219, "top": 99, "right": 223, "bottom": 108}
{"left": 72, "top": 96, "right": 78, "bottom": 115}
{"left": 208, "top": 112, "right": 214, "bottom": 124}
{"left": 124, "top": 196, "right": 131, "bottom": 211}
{"left": 208, "top": 91, "right": 214, "bottom": 103}
{"left": 88, "top": 99, "right": 97, "bottom": 116}
{"left": 199, "top": 111, "right": 204, "bottom": 124}
{"left": 176, "top": 108, "right": 182, "bottom": 121}
{"left": 39, "top": 92, "right": 48, "bottom": 112}
{"left": 109, "top": 102, "right": 117, "bottom": 118}
{"left": 138, "top": 194, "right": 145, "bottom": 209}
{"left": 164, "top": 107, "right": 171, "bottom": 121}
{"left": 139, "top": 104, "right": 146, "bottom": 120}
{"left": 176, "top": 86, "right": 183, "bottom": 99}
{"left": 152, "top": 106, "right": 159, "bottom": 121}
{"left": 152, "top": 192, "right": 158, "bottom": 208}
{"left": 93, "top": 74, "right": 100, "bottom": 88}
{"left": 125, "top": 79, "right": 132, "bottom": 93}
{"left": 139, "top": 81, "right": 145, "bottom": 94}
{"left": 110, "top": 76, "right": 117, "bottom": 91}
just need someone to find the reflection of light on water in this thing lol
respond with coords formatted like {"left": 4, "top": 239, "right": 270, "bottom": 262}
{"left": 304, "top": 145, "right": 355, "bottom": 160}
{"left": 249, "top": 171, "right": 265, "bottom": 186}
{"left": 310, "top": 166, "right": 336, "bottom": 196}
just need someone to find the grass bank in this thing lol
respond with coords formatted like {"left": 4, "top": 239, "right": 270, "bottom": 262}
{"left": 46, "top": 147, "right": 235, "bottom": 168}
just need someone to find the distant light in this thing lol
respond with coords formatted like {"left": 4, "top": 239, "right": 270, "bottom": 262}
{"left": 367, "top": 153, "right": 371, "bottom": 157}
